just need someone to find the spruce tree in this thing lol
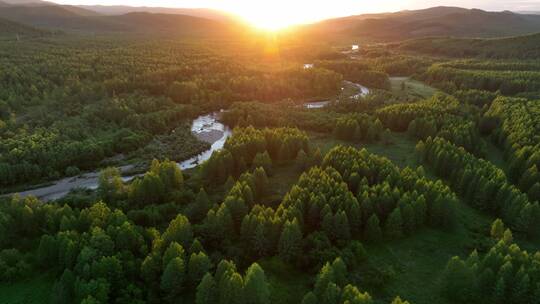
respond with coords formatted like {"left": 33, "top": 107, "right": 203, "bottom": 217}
{"left": 384, "top": 208, "right": 403, "bottom": 239}
{"left": 364, "top": 214, "right": 382, "bottom": 242}
{"left": 162, "top": 242, "right": 185, "bottom": 270}
{"left": 253, "top": 167, "right": 269, "bottom": 199}
{"left": 278, "top": 220, "right": 302, "bottom": 263}
{"left": 490, "top": 219, "right": 505, "bottom": 240}
{"left": 161, "top": 257, "right": 186, "bottom": 300}
{"left": 441, "top": 256, "right": 476, "bottom": 302}
{"left": 243, "top": 263, "right": 270, "bottom": 304}
{"left": 196, "top": 273, "right": 217, "bottom": 304}
{"left": 188, "top": 252, "right": 212, "bottom": 286}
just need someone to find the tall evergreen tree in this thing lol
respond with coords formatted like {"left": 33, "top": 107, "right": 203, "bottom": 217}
{"left": 243, "top": 263, "right": 270, "bottom": 304}
{"left": 196, "top": 273, "right": 217, "bottom": 304}
{"left": 278, "top": 220, "right": 302, "bottom": 263}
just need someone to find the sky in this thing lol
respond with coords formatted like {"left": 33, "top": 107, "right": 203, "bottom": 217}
{"left": 51, "top": 0, "right": 540, "bottom": 29}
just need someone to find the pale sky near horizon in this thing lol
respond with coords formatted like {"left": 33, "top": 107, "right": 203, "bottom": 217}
{"left": 50, "top": 0, "right": 540, "bottom": 29}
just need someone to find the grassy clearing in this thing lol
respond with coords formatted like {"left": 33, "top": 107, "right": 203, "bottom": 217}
{"left": 483, "top": 139, "right": 507, "bottom": 172}
{"left": 0, "top": 271, "right": 55, "bottom": 304}
{"left": 263, "top": 163, "right": 304, "bottom": 208}
{"left": 362, "top": 200, "right": 493, "bottom": 304}
{"left": 389, "top": 77, "right": 438, "bottom": 100}
{"left": 258, "top": 257, "right": 312, "bottom": 304}
{"left": 311, "top": 131, "right": 419, "bottom": 168}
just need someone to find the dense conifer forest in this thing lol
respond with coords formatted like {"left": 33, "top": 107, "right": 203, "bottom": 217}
{"left": 0, "top": 2, "right": 540, "bottom": 304}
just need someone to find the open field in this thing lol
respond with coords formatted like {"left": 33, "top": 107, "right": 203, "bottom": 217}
{"left": 389, "top": 77, "right": 439, "bottom": 100}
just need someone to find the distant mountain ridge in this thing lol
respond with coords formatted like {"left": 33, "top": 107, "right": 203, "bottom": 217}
{"left": 0, "top": 2, "right": 237, "bottom": 36}
{"left": 75, "top": 5, "right": 234, "bottom": 22}
{"left": 302, "top": 6, "right": 540, "bottom": 41}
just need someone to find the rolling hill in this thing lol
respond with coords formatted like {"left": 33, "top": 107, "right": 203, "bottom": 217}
{"left": 111, "top": 12, "right": 237, "bottom": 36}
{"left": 0, "top": 5, "right": 125, "bottom": 31}
{"left": 0, "top": 16, "right": 46, "bottom": 39}
{"left": 397, "top": 32, "right": 540, "bottom": 59}
{"left": 75, "top": 5, "right": 234, "bottom": 22}
{"left": 302, "top": 6, "right": 540, "bottom": 41}
{"left": 0, "top": 3, "right": 236, "bottom": 36}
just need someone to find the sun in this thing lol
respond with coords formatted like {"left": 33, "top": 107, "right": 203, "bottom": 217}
{"left": 224, "top": 1, "right": 320, "bottom": 31}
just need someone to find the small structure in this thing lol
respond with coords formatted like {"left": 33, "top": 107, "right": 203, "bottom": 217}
{"left": 303, "top": 63, "right": 314, "bottom": 69}
{"left": 352, "top": 44, "right": 359, "bottom": 51}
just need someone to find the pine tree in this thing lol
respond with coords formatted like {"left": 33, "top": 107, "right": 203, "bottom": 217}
{"left": 163, "top": 214, "right": 193, "bottom": 248}
{"left": 301, "top": 292, "right": 317, "bottom": 304}
{"left": 391, "top": 296, "right": 410, "bottom": 304}
{"left": 190, "top": 238, "right": 205, "bottom": 254}
{"left": 278, "top": 220, "right": 302, "bottom": 263}
{"left": 314, "top": 262, "right": 335, "bottom": 297}
{"left": 215, "top": 260, "right": 237, "bottom": 283}
{"left": 512, "top": 272, "right": 530, "bottom": 304}
{"left": 493, "top": 277, "right": 506, "bottom": 303}
{"left": 364, "top": 214, "right": 382, "bottom": 242}
{"left": 527, "top": 182, "right": 540, "bottom": 202}
{"left": 188, "top": 252, "right": 212, "bottom": 286}
{"left": 323, "top": 282, "right": 341, "bottom": 304}
{"left": 490, "top": 219, "right": 506, "bottom": 240}
{"left": 219, "top": 272, "right": 244, "bottom": 304}
{"left": 441, "top": 257, "right": 476, "bottom": 302}
{"left": 162, "top": 242, "right": 185, "bottom": 270}
{"left": 196, "top": 273, "right": 217, "bottom": 304}
{"left": 341, "top": 284, "right": 372, "bottom": 303}
{"left": 331, "top": 258, "right": 347, "bottom": 287}
{"left": 384, "top": 208, "right": 403, "bottom": 239}
{"left": 252, "top": 223, "right": 268, "bottom": 257}
{"left": 334, "top": 211, "right": 351, "bottom": 241}
{"left": 243, "top": 263, "right": 270, "bottom": 304}
{"left": 160, "top": 257, "right": 186, "bottom": 299}
{"left": 193, "top": 188, "right": 212, "bottom": 221}
{"left": 253, "top": 167, "right": 269, "bottom": 199}
{"left": 478, "top": 268, "right": 495, "bottom": 295}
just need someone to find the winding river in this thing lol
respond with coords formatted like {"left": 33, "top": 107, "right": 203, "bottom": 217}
{"left": 8, "top": 81, "right": 368, "bottom": 202}
{"left": 303, "top": 81, "right": 370, "bottom": 109}
{"left": 7, "top": 112, "right": 231, "bottom": 202}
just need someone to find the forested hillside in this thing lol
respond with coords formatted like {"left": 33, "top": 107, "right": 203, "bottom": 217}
{"left": 0, "top": 17, "right": 46, "bottom": 38}
{"left": 301, "top": 7, "right": 540, "bottom": 41}
{"left": 398, "top": 33, "right": 540, "bottom": 59}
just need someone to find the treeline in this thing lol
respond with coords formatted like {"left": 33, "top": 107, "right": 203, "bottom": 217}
{"left": 485, "top": 97, "right": 540, "bottom": 203}
{"left": 314, "top": 60, "right": 390, "bottom": 90}
{"left": 398, "top": 34, "right": 540, "bottom": 60}
{"left": 441, "top": 219, "right": 540, "bottom": 303}
{"left": 201, "top": 127, "right": 310, "bottom": 184}
{"left": 222, "top": 101, "right": 339, "bottom": 132}
{"left": 417, "top": 137, "right": 540, "bottom": 235}
{"left": 301, "top": 257, "right": 411, "bottom": 304}
{"left": 421, "top": 64, "right": 540, "bottom": 96}
{"left": 222, "top": 101, "right": 384, "bottom": 134}
{"left": 334, "top": 114, "right": 386, "bottom": 142}
{"left": 377, "top": 94, "right": 485, "bottom": 156}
